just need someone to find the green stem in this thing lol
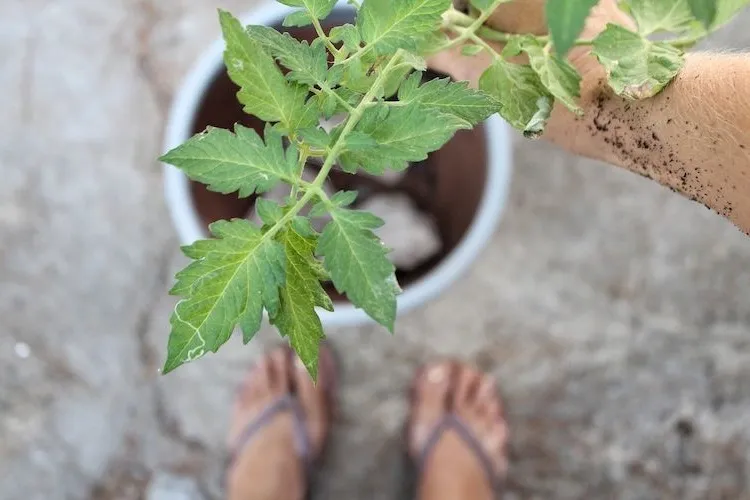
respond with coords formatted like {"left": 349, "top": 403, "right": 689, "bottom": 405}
{"left": 312, "top": 51, "right": 404, "bottom": 195}
{"left": 435, "top": 0, "right": 507, "bottom": 53}
{"left": 442, "top": 5, "right": 595, "bottom": 52}
{"left": 442, "top": 8, "right": 474, "bottom": 28}
{"left": 311, "top": 16, "right": 342, "bottom": 59}
{"left": 467, "top": 32, "right": 502, "bottom": 61}
{"left": 290, "top": 146, "right": 309, "bottom": 199}
{"left": 258, "top": 52, "right": 404, "bottom": 241}
{"left": 320, "top": 83, "right": 356, "bottom": 113}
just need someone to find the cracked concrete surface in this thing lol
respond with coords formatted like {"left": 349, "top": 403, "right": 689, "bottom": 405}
{"left": 2, "top": 1, "right": 750, "bottom": 499}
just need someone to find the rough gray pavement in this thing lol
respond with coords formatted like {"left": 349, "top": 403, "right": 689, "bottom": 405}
{"left": 1, "top": 1, "right": 750, "bottom": 499}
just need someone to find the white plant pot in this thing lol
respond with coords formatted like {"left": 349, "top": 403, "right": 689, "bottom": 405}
{"left": 162, "top": 0, "right": 514, "bottom": 328}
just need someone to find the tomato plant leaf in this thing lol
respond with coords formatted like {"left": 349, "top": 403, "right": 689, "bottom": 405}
{"left": 545, "top": 0, "right": 598, "bottom": 56}
{"left": 461, "top": 44, "right": 485, "bottom": 56}
{"left": 688, "top": 0, "right": 717, "bottom": 28}
{"left": 712, "top": 0, "right": 750, "bottom": 28}
{"left": 330, "top": 24, "right": 362, "bottom": 53}
{"left": 592, "top": 24, "right": 685, "bottom": 99}
{"left": 160, "top": 124, "right": 296, "bottom": 197}
{"left": 337, "top": 104, "right": 470, "bottom": 174}
{"left": 270, "top": 223, "right": 333, "bottom": 380}
{"left": 519, "top": 38, "right": 583, "bottom": 114}
{"left": 397, "top": 72, "right": 499, "bottom": 125}
{"left": 219, "top": 11, "right": 310, "bottom": 130}
{"left": 277, "top": 0, "right": 337, "bottom": 20}
{"left": 479, "top": 60, "right": 554, "bottom": 138}
{"left": 357, "top": 0, "right": 452, "bottom": 55}
{"left": 245, "top": 26, "right": 329, "bottom": 87}
{"left": 283, "top": 11, "right": 314, "bottom": 27}
{"left": 316, "top": 200, "right": 400, "bottom": 331}
{"left": 620, "top": 0, "right": 697, "bottom": 35}
{"left": 165, "top": 219, "right": 286, "bottom": 374}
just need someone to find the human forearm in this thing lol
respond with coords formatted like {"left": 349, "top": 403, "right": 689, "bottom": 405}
{"left": 553, "top": 53, "right": 750, "bottom": 233}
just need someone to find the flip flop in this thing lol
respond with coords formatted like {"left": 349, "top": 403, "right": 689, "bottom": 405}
{"left": 403, "top": 362, "right": 508, "bottom": 498}
{"left": 226, "top": 345, "right": 338, "bottom": 500}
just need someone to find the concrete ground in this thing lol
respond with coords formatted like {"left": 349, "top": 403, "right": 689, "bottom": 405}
{"left": 2, "top": 1, "right": 750, "bottom": 499}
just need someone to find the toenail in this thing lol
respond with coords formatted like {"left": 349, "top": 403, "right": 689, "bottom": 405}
{"left": 427, "top": 365, "right": 446, "bottom": 384}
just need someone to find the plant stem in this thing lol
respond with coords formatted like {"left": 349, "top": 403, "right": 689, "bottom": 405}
{"left": 320, "top": 83, "right": 356, "bottom": 113}
{"left": 436, "top": 0, "right": 508, "bottom": 52}
{"left": 467, "top": 32, "right": 502, "bottom": 61}
{"left": 442, "top": 5, "right": 595, "bottom": 53}
{"left": 257, "top": 52, "right": 404, "bottom": 242}
{"left": 290, "top": 146, "right": 309, "bottom": 199}
{"left": 442, "top": 8, "right": 474, "bottom": 28}
{"left": 311, "top": 16, "right": 342, "bottom": 59}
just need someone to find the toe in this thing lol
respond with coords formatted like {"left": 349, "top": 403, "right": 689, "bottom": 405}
{"left": 453, "top": 365, "right": 481, "bottom": 415}
{"left": 293, "top": 347, "right": 333, "bottom": 456}
{"left": 474, "top": 375, "right": 499, "bottom": 417}
{"left": 268, "top": 347, "right": 291, "bottom": 394}
{"left": 409, "top": 362, "right": 452, "bottom": 455}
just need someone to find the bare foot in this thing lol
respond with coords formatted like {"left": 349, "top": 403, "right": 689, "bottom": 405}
{"left": 409, "top": 362, "right": 508, "bottom": 500}
{"left": 226, "top": 346, "right": 335, "bottom": 500}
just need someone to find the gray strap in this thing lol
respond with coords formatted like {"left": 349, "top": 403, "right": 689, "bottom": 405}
{"left": 418, "top": 414, "right": 501, "bottom": 491}
{"left": 228, "top": 394, "right": 312, "bottom": 471}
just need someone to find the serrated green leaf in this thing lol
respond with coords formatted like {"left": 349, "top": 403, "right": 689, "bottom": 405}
{"left": 357, "top": 0, "right": 452, "bottom": 55}
{"left": 340, "top": 58, "right": 377, "bottom": 93}
{"left": 343, "top": 131, "right": 379, "bottom": 151}
{"left": 317, "top": 204, "right": 399, "bottom": 330}
{"left": 255, "top": 198, "right": 284, "bottom": 226}
{"left": 712, "top": 0, "right": 750, "bottom": 28}
{"left": 311, "top": 191, "right": 358, "bottom": 217}
{"left": 308, "top": 87, "right": 362, "bottom": 118}
{"left": 501, "top": 35, "right": 525, "bottom": 58}
{"left": 219, "top": 10, "right": 310, "bottom": 128}
{"left": 283, "top": 11, "right": 314, "bottom": 27}
{"left": 620, "top": 0, "right": 696, "bottom": 35}
{"left": 520, "top": 39, "right": 583, "bottom": 114}
{"left": 330, "top": 24, "right": 362, "bottom": 53}
{"left": 382, "top": 66, "right": 414, "bottom": 98}
{"left": 479, "top": 60, "right": 553, "bottom": 138}
{"left": 160, "top": 125, "right": 295, "bottom": 197}
{"left": 397, "top": 73, "right": 498, "bottom": 125}
{"left": 245, "top": 26, "right": 328, "bottom": 87}
{"left": 414, "top": 30, "right": 450, "bottom": 53}
{"left": 592, "top": 24, "right": 684, "bottom": 100}
{"left": 270, "top": 223, "right": 333, "bottom": 379}
{"left": 299, "top": 127, "right": 331, "bottom": 149}
{"left": 165, "top": 219, "right": 286, "bottom": 373}
{"left": 461, "top": 44, "right": 484, "bottom": 56}
{"left": 546, "top": 0, "right": 598, "bottom": 56}
{"left": 688, "top": 0, "right": 717, "bottom": 28}
{"left": 277, "top": 0, "right": 337, "bottom": 19}
{"left": 338, "top": 104, "right": 470, "bottom": 174}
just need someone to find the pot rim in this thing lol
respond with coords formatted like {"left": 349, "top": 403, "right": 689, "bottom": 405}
{"left": 163, "top": 0, "right": 513, "bottom": 327}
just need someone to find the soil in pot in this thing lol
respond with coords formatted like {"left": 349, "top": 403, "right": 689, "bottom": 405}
{"left": 188, "top": 15, "right": 488, "bottom": 301}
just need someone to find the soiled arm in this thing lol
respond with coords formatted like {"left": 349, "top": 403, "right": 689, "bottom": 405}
{"left": 432, "top": 0, "right": 750, "bottom": 234}
{"left": 550, "top": 53, "right": 750, "bottom": 234}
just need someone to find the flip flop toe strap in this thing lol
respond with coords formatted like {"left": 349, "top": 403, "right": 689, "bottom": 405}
{"left": 229, "top": 394, "right": 312, "bottom": 472}
{"left": 417, "top": 414, "right": 503, "bottom": 491}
